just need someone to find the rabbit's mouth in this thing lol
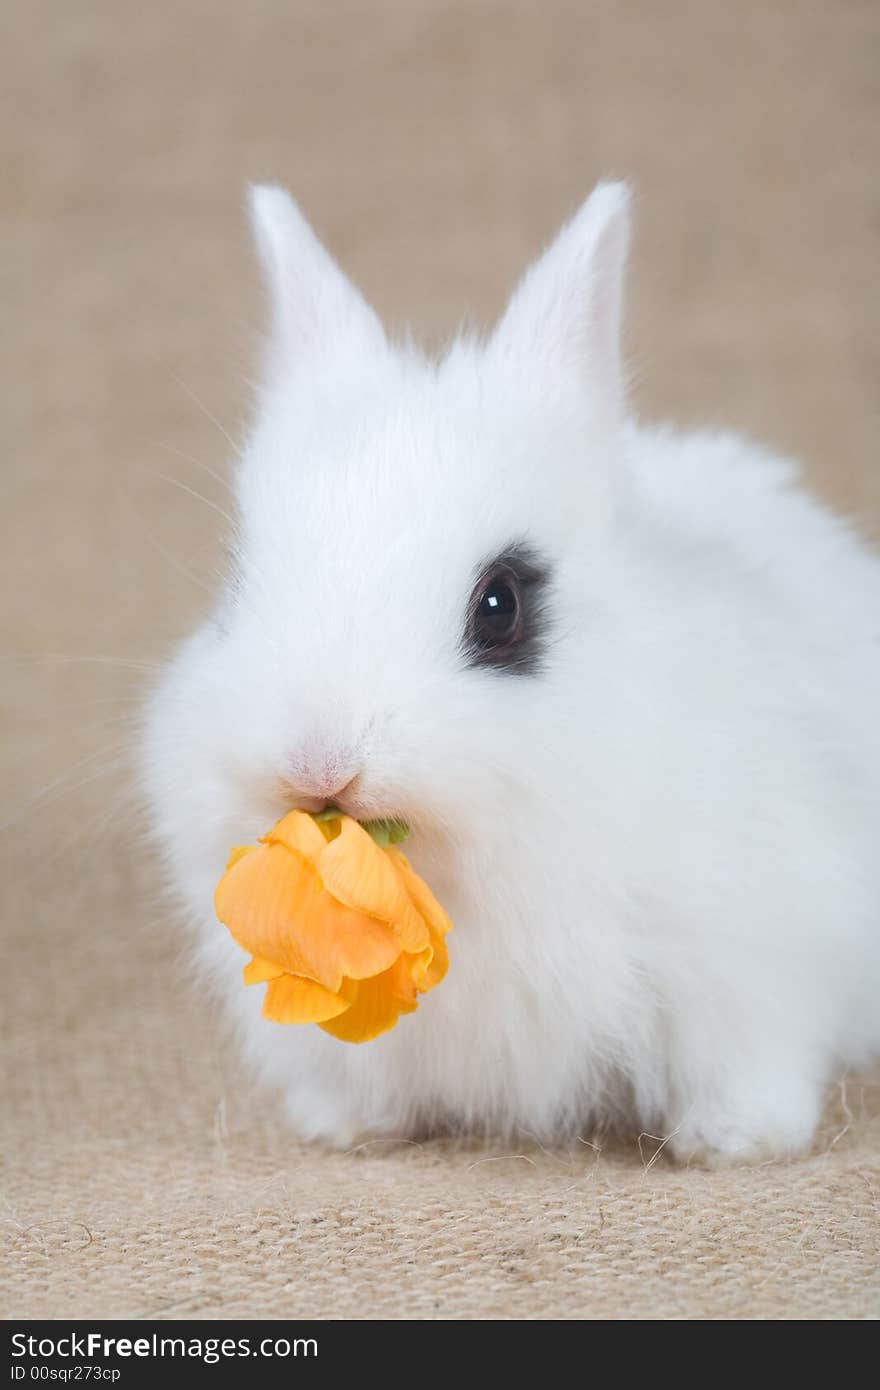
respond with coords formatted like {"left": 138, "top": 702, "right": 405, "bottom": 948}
{"left": 290, "top": 785, "right": 393, "bottom": 826}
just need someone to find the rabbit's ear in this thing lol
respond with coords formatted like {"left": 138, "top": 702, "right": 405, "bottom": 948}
{"left": 248, "top": 184, "right": 387, "bottom": 373}
{"left": 491, "top": 182, "right": 631, "bottom": 418}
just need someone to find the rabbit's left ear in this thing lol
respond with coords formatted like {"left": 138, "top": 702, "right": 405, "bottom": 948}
{"left": 491, "top": 182, "right": 631, "bottom": 419}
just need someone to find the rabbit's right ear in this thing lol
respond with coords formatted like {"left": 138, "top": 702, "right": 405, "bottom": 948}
{"left": 491, "top": 183, "right": 631, "bottom": 420}
{"left": 248, "top": 185, "right": 387, "bottom": 375}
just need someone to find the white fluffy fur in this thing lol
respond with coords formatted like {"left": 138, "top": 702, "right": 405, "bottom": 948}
{"left": 141, "top": 183, "right": 880, "bottom": 1162}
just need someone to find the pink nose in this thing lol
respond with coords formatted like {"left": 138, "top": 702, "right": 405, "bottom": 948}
{"left": 284, "top": 753, "right": 360, "bottom": 810}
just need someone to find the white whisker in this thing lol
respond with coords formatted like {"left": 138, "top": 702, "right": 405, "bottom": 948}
{"left": 164, "top": 367, "right": 240, "bottom": 454}
{"left": 125, "top": 496, "right": 217, "bottom": 596}
{"left": 153, "top": 472, "right": 236, "bottom": 531}
{"left": 0, "top": 653, "right": 163, "bottom": 673}
{"left": 153, "top": 441, "right": 235, "bottom": 495}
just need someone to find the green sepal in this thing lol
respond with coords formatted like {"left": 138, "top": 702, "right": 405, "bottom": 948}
{"left": 360, "top": 818, "right": 410, "bottom": 848}
{"left": 309, "top": 807, "right": 409, "bottom": 848}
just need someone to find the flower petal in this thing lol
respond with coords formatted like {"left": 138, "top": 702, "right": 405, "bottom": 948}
{"left": 263, "top": 974, "right": 350, "bottom": 1025}
{"left": 318, "top": 818, "right": 430, "bottom": 952}
{"left": 215, "top": 841, "right": 330, "bottom": 980}
{"left": 413, "top": 933, "right": 449, "bottom": 991}
{"left": 226, "top": 844, "right": 257, "bottom": 869}
{"left": 319, "top": 958, "right": 418, "bottom": 1044}
{"left": 388, "top": 849, "right": 453, "bottom": 942}
{"left": 243, "top": 954, "right": 285, "bottom": 985}
{"left": 264, "top": 809, "right": 328, "bottom": 858}
{"left": 297, "top": 893, "right": 403, "bottom": 983}
{"left": 215, "top": 840, "right": 401, "bottom": 990}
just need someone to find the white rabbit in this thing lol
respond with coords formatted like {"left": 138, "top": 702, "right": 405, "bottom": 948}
{"left": 141, "top": 182, "right": 880, "bottom": 1162}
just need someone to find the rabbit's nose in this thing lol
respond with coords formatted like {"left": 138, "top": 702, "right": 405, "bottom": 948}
{"left": 283, "top": 750, "right": 361, "bottom": 813}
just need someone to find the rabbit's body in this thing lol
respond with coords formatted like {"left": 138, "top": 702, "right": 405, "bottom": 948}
{"left": 143, "top": 185, "right": 880, "bottom": 1161}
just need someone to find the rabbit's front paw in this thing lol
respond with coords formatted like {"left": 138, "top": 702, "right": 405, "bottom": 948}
{"left": 282, "top": 1087, "right": 407, "bottom": 1151}
{"left": 664, "top": 1070, "right": 821, "bottom": 1167}
{"left": 281, "top": 1089, "right": 366, "bottom": 1149}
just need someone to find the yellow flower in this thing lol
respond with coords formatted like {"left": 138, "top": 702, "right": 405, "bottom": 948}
{"left": 214, "top": 811, "right": 451, "bottom": 1043}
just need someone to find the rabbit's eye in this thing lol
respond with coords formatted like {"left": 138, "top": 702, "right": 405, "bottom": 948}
{"left": 472, "top": 568, "right": 523, "bottom": 650}
{"left": 465, "top": 546, "right": 549, "bottom": 674}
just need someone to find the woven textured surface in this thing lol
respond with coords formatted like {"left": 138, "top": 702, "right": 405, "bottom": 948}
{"left": 3, "top": 0, "right": 879, "bottom": 1320}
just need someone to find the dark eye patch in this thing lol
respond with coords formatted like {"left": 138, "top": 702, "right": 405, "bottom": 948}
{"left": 463, "top": 543, "right": 551, "bottom": 675}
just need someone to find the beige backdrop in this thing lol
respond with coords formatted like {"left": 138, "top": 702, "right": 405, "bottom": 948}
{"left": 2, "top": 0, "right": 879, "bottom": 1320}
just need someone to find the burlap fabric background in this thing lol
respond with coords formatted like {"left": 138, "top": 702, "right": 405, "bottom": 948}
{"left": 3, "top": 1, "right": 879, "bottom": 1320}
